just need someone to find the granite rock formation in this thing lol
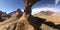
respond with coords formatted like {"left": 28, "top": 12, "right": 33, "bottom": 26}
{"left": 0, "top": 0, "right": 60, "bottom": 30}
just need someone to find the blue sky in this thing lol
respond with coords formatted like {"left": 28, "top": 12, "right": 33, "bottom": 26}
{"left": 0, "top": 0, "right": 60, "bottom": 14}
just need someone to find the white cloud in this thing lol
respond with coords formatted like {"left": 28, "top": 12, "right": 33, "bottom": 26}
{"left": 21, "top": 9, "right": 24, "bottom": 12}
{"left": 21, "top": 7, "right": 60, "bottom": 15}
{"left": 32, "top": 7, "right": 60, "bottom": 15}
{"left": 55, "top": 0, "right": 60, "bottom": 6}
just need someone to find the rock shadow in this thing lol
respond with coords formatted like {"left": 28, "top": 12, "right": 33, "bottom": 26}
{"left": 28, "top": 15, "right": 60, "bottom": 30}
{"left": 28, "top": 16, "right": 46, "bottom": 30}
{"left": 0, "top": 17, "right": 5, "bottom": 22}
{"left": 43, "top": 21, "right": 60, "bottom": 30}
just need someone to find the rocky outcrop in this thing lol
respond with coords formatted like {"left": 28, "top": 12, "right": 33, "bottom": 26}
{"left": 15, "top": 0, "right": 40, "bottom": 30}
{"left": 39, "top": 11, "right": 54, "bottom": 15}
{"left": 0, "top": 0, "right": 60, "bottom": 30}
{"left": 0, "top": 9, "right": 22, "bottom": 22}
{"left": 0, "top": 9, "right": 23, "bottom": 30}
{"left": 0, "top": 11, "right": 10, "bottom": 22}
{"left": 8, "top": 9, "right": 22, "bottom": 17}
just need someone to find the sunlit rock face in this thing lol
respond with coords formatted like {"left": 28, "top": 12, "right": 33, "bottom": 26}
{"left": 0, "top": 11, "right": 10, "bottom": 22}
{"left": 0, "top": 9, "right": 23, "bottom": 22}
{"left": 0, "top": 9, "right": 23, "bottom": 30}
{"left": 0, "top": 0, "right": 60, "bottom": 30}
{"left": 8, "top": 9, "right": 22, "bottom": 17}
{"left": 39, "top": 11, "right": 54, "bottom": 15}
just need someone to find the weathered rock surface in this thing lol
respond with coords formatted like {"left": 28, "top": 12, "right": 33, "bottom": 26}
{"left": 0, "top": 11, "right": 11, "bottom": 22}
{"left": 0, "top": 9, "right": 23, "bottom": 30}
{"left": 0, "top": 0, "right": 60, "bottom": 30}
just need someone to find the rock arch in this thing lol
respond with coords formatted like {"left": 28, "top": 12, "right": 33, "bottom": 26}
{"left": 15, "top": 0, "right": 40, "bottom": 30}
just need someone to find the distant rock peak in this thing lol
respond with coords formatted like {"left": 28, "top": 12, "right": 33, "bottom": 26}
{"left": 40, "top": 11, "right": 54, "bottom": 15}
{"left": 0, "top": 9, "right": 23, "bottom": 22}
